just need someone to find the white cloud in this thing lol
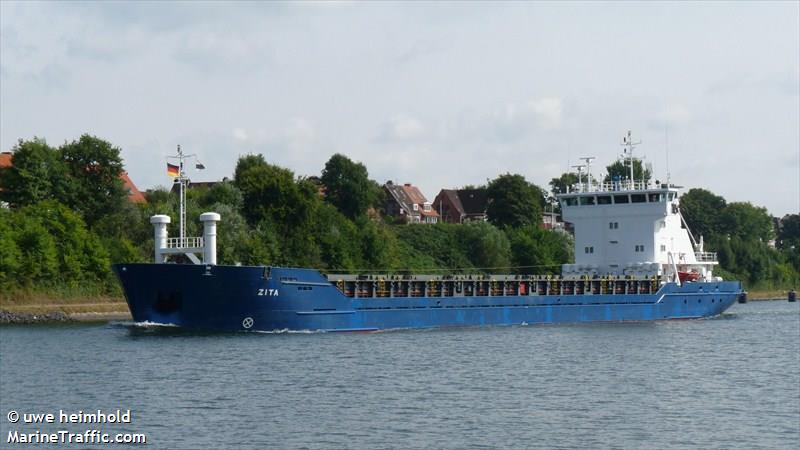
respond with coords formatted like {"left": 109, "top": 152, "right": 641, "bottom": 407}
{"left": 284, "top": 118, "right": 316, "bottom": 146}
{"left": 232, "top": 128, "right": 248, "bottom": 142}
{"left": 171, "top": 29, "right": 274, "bottom": 72}
{"left": 378, "top": 115, "right": 427, "bottom": 142}
{"left": 658, "top": 104, "right": 692, "bottom": 124}
{"left": 529, "top": 97, "right": 563, "bottom": 130}
{"left": 2, "top": 2, "right": 798, "bottom": 215}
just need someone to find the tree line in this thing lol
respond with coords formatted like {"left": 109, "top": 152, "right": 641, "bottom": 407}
{"left": 0, "top": 136, "right": 570, "bottom": 295}
{"left": 0, "top": 135, "right": 796, "bottom": 296}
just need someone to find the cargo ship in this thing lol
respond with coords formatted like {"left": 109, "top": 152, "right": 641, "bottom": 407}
{"left": 114, "top": 134, "right": 743, "bottom": 332}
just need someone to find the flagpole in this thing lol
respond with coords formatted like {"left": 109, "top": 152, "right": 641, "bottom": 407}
{"left": 178, "top": 145, "right": 186, "bottom": 244}
{"left": 167, "top": 145, "right": 205, "bottom": 249}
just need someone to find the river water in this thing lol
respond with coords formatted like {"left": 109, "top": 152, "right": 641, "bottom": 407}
{"left": 1, "top": 301, "right": 798, "bottom": 449}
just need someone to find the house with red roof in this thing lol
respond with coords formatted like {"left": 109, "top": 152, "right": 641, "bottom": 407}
{"left": 432, "top": 188, "right": 488, "bottom": 224}
{"left": 384, "top": 181, "right": 439, "bottom": 224}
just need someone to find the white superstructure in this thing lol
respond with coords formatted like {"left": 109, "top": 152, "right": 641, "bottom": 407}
{"left": 558, "top": 132, "right": 718, "bottom": 284}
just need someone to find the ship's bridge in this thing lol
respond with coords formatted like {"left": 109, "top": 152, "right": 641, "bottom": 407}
{"left": 557, "top": 179, "right": 717, "bottom": 281}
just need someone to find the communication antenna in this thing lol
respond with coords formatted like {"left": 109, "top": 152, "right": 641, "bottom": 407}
{"left": 620, "top": 130, "right": 641, "bottom": 187}
{"left": 579, "top": 156, "right": 596, "bottom": 190}
{"left": 664, "top": 124, "right": 671, "bottom": 186}
{"left": 167, "top": 145, "right": 206, "bottom": 244}
{"left": 571, "top": 164, "right": 586, "bottom": 191}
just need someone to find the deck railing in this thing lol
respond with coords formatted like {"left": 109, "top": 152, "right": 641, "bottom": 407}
{"left": 166, "top": 236, "right": 204, "bottom": 249}
{"left": 694, "top": 251, "right": 717, "bottom": 262}
{"left": 568, "top": 180, "right": 655, "bottom": 193}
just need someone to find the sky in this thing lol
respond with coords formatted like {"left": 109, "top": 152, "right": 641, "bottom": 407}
{"left": 1, "top": 1, "right": 798, "bottom": 216}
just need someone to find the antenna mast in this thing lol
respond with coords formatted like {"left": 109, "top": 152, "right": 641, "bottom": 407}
{"left": 178, "top": 145, "right": 186, "bottom": 242}
{"left": 621, "top": 130, "right": 641, "bottom": 189}
{"left": 664, "top": 124, "right": 671, "bottom": 186}
{"left": 579, "top": 156, "right": 596, "bottom": 190}
{"left": 167, "top": 145, "right": 205, "bottom": 246}
{"left": 571, "top": 164, "right": 586, "bottom": 192}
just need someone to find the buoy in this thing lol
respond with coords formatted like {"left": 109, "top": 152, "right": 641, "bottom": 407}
{"left": 789, "top": 290, "right": 796, "bottom": 302}
{"left": 738, "top": 292, "right": 748, "bottom": 304}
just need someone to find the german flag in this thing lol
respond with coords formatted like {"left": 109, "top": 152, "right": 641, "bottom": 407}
{"left": 167, "top": 163, "right": 180, "bottom": 177}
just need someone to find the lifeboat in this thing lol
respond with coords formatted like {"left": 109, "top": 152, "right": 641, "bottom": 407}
{"left": 678, "top": 271, "right": 701, "bottom": 283}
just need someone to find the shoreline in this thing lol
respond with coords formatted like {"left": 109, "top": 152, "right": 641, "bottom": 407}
{"left": 0, "top": 298, "right": 132, "bottom": 324}
{"left": 0, "top": 309, "right": 132, "bottom": 324}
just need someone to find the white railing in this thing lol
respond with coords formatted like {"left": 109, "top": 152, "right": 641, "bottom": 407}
{"left": 694, "top": 251, "right": 717, "bottom": 262}
{"left": 166, "top": 236, "right": 204, "bottom": 249}
{"left": 568, "top": 180, "right": 655, "bottom": 193}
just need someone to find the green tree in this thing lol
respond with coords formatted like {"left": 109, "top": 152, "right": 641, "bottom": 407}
{"left": 19, "top": 201, "right": 112, "bottom": 284}
{"left": 505, "top": 225, "right": 572, "bottom": 275}
{"left": 458, "top": 222, "right": 511, "bottom": 271}
{"left": 13, "top": 214, "right": 59, "bottom": 285}
{"left": 59, "top": 134, "right": 127, "bottom": 226}
{"left": 320, "top": 153, "right": 372, "bottom": 219}
{"left": 0, "top": 138, "right": 67, "bottom": 208}
{"left": 486, "top": 173, "right": 544, "bottom": 228}
{"left": 549, "top": 172, "right": 579, "bottom": 195}
{"left": 315, "top": 203, "right": 361, "bottom": 270}
{"left": 777, "top": 214, "right": 800, "bottom": 274}
{"left": 200, "top": 180, "right": 243, "bottom": 211}
{"left": 680, "top": 188, "right": 727, "bottom": 239}
{"left": 393, "top": 223, "right": 473, "bottom": 271}
{"left": 358, "top": 218, "right": 398, "bottom": 271}
{"left": 720, "top": 202, "right": 773, "bottom": 242}
{"left": 233, "top": 154, "right": 318, "bottom": 231}
{"left": 604, "top": 158, "right": 651, "bottom": 183}
{"left": 778, "top": 214, "right": 800, "bottom": 249}
{"left": 0, "top": 210, "right": 22, "bottom": 286}
{"left": 144, "top": 187, "right": 171, "bottom": 205}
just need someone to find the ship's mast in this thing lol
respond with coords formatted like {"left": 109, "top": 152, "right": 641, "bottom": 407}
{"left": 621, "top": 130, "right": 641, "bottom": 189}
{"left": 579, "top": 156, "right": 596, "bottom": 190}
{"left": 178, "top": 145, "right": 186, "bottom": 242}
{"left": 168, "top": 145, "right": 204, "bottom": 245}
{"left": 571, "top": 164, "right": 586, "bottom": 192}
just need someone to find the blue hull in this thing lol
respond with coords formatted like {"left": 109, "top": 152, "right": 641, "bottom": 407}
{"left": 113, "top": 264, "right": 742, "bottom": 332}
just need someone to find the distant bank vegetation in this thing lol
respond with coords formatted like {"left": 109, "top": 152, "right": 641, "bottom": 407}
{"left": 0, "top": 135, "right": 797, "bottom": 298}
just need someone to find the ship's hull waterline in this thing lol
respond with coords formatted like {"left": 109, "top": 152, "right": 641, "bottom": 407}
{"left": 114, "top": 264, "right": 741, "bottom": 332}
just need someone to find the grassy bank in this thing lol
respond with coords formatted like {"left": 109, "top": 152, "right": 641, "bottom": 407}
{"left": 747, "top": 289, "right": 796, "bottom": 300}
{"left": 0, "top": 287, "right": 129, "bottom": 320}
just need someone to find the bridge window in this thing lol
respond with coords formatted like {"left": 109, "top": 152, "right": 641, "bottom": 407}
{"left": 631, "top": 194, "right": 646, "bottom": 203}
{"left": 579, "top": 196, "right": 595, "bottom": 206}
{"left": 614, "top": 195, "right": 629, "bottom": 204}
{"left": 564, "top": 197, "right": 578, "bottom": 206}
{"left": 648, "top": 193, "right": 664, "bottom": 202}
{"left": 597, "top": 196, "right": 612, "bottom": 205}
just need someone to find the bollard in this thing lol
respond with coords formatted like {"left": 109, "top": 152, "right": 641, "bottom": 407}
{"left": 789, "top": 290, "right": 796, "bottom": 303}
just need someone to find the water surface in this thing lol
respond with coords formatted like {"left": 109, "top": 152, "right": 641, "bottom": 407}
{"left": 1, "top": 301, "right": 798, "bottom": 449}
